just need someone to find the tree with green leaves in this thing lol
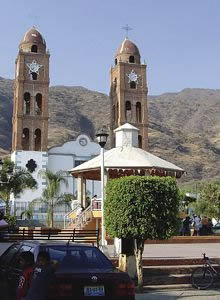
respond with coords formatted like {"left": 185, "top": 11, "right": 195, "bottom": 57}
{"left": 35, "top": 169, "right": 75, "bottom": 228}
{"left": 190, "top": 181, "right": 220, "bottom": 221}
{"left": 0, "top": 157, "right": 37, "bottom": 215}
{"left": 105, "top": 175, "right": 180, "bottom": 291}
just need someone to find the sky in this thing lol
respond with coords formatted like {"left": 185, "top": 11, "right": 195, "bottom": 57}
{"left": 0, "top": 0, "right": 220, "bottom": 95}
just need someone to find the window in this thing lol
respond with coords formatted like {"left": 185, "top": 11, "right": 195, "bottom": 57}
{"left": 31, "top": 45, "right": 38, "bottom": 53}
{"left": 22, "top": 128, "right": 29, "bottom": 150}
{"left": 40, "top": 246, "right": 113, "bottom": 270}
{"left": 136, "top": 102, "right": 142, "bottom": 123}
{"left": 34, "top": 128, "right": 41, "bottom": 151}
{"left": 35, "top": 93, "right": 42, "bottom": 115}
{"left": 113, "top": 105, "right": 115, "bottom": 122}
{"left": 130, "top": 81, "right": 136, "bottom": 89}
{"left": 115, "top": 58, "right": 117, "bottom": 65}
{"left": 75, "top": 160, "right": 86, "bottom": 167}
{"left": 24, "top": 92, "right": 30, "bottom": 115}
{"left": 125, "top": 101, "right": 131, "bottom": 122}
{"left": 0, "top": 244, "right": 20, "bottom": 266}
{"left": 31, "top": 72, "right": 37, "bottom": 80}
{"left": 138, "top": 135, "right": 142, "bottom": 148}
{"left": 129, "top": 56, "right": 135, "bottom": 63}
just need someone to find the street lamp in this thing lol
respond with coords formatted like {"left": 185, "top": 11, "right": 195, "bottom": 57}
{"left": 96, "top": 127, "right": 109, "bottom": 248}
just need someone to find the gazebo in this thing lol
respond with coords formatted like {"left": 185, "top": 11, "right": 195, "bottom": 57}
{"left": 68, "top": 123, "right": 185, "bottom": 230}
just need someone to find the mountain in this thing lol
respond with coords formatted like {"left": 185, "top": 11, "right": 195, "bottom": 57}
{"left": 0, "top": 76, "right": 220, "bottom": 183}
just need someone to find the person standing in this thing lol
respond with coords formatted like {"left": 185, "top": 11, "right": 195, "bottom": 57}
{"left": 183, "top": 216, "right": 192, "bottom": 236}
{"left": 193, "top": 215, "right": 201, "bottom": 236}
{"left": 25, "top": 251, "right": 54, "bottom": 300}
{"left": 17, "top": 251, "right": 35, "bottom": 300}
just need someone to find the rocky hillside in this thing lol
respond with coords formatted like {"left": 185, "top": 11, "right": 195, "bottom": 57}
{"left": 0, "top": 77, "right": 220, "bottom": 183}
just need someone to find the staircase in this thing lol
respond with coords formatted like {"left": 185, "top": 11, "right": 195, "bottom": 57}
{"left": 142, "top": 257, "right": 220, "bottom": 288}
{"left": 65, "top": 199, "right": 102, "bottom": 231}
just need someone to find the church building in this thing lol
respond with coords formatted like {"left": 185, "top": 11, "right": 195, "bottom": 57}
{"left": 11, "top": 27, "right": 100, "bottom": 226}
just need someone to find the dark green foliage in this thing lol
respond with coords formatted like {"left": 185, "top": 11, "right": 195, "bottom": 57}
{"left": 105, "top": 176, "right": 180, "bottom": 240}
{"left": 0, "top": 158, "right": 37, "bottom": 215}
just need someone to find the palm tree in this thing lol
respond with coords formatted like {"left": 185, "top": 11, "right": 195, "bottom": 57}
{"left": 36, "top": 169, "right": 74, "bottom": 228}
{"left": 0, "top": 158, "right": 37, "bottom": 215}
{"left": 20, "top": 202, "right": 34, "bottom": 225}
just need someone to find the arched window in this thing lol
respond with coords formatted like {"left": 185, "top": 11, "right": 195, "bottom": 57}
{"left": 34, "top": 129, "right": 41, "bottom": 151}
{"left": 130, "top": 81, "right": 136, "bottom": 89}
{"left": 115, "top": 58, "right": 118, "bottom": 65}
{"left": 113, "top": 105, "right": 115, "bottom": 122}
{"left": 136, "top": 102, "right": 142, "bottom": 123}
{"left": 35, "top": 93, "right": 42, "bottom": 115}
{"left": 22, "top": 128, "right": 29, "bottom": 150}
{"left": 129, "top": 56, "right": 135, "bottom": 63}
{"left": 31, "top": 72, "right": 37, "bottom": 80}
{"left": 31, "top": 45, "right": 38, "bottom": 53}
{"left": 138, "top": 135, "right": 142, "bottom": 148}
{"left": 116, "top": 102, "right": 119, "bottom": 122}
{"left": 114, "top": 78, "right": 117, "bottom": 90}
{"left": 125, "top": 101, "right": 132, "bottom": 122}
{"left": 24, "top": 92, "right": 30, "bottom": 115}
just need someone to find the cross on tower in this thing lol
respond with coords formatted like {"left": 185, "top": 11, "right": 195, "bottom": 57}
{"left": 122, "top": 24, "right": 132, "bottom": 39}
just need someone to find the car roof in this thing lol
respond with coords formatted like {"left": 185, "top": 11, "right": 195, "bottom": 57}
{"left": 19, "top": 240, "right": 96, "bottom": 248}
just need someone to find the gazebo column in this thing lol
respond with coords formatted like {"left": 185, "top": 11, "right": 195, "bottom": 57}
{"left": 82, "top": 178, "right": 87, "bottom": 208}
{"left": 77, "top": 175, "right": 87, "bottom": 208}
{"left": 77, "top": 175, "right": 83, "bottom": 207}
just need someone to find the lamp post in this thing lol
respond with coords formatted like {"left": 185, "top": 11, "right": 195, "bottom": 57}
{"left": 96, "top": 127, "right": 109, "bottom": 247}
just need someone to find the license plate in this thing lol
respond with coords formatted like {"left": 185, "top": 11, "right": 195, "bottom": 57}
{"left": 84, "top": 286, "right": 105, "bottom": 296}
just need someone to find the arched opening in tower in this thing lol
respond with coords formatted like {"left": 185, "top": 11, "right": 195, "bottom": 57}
{"left": 35, "top": 93, "right": 42, "bottom": 115}
{"left": 129, "top": 56, "right": 135, "bottom": 63}
{"left": 116, "top": 102, "right": 119, "bottom": 123}
{"left": 130, "top": 81, "right": 136, "bottom": 89}
{"left": 22, "top": 128, "right": 30, "bottom": 150}
{"left": 138, "top": 135, "right": 142, "bottom": 148}
{"left": 34, "top": 129, "right": 41, "bottom": 151}
{"left": 113, "top": 105, "right": 115, "bottom": 123}
{"left": 125, "top": 101, "right": 132, "bottom": 122}
{"left": 24, "top": 92, "right": 31, "bottom": 115}
{"left": 31, "top": 72, "right": 38, "bottom": 80}
{"left": 136, "top": 102, "right": 142, "bottom": 123}
{"left": 115, "top": 58, "right": 118, "bottom": 65}
{"left": 31, "top": 45, "right": 38, "bottom": 53}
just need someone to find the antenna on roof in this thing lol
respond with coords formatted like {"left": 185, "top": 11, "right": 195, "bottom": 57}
{"left": 122, "top": 24, "right": 132, "bottom": 39}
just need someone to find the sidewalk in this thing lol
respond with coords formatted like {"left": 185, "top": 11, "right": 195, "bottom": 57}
{"left": 108, "top": 242, "right": 220, "bottom": 259}
{"left": 136, "top": 288, "right": 220, "bottom": 299}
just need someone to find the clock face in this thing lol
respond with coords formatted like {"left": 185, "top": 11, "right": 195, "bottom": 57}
{"left": 127, "top": 70, "right": 140, "bottom": 84}
{"left": 79, "top": 137, "right": 87, "bottom": 146}
{"left": 26, "top": 60, "right": 42, "bottom": 74}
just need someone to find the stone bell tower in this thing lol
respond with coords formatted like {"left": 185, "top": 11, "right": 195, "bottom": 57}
{"left": 12, "top": 26, "right": 49, "bottom": 152}
{"left": 11, "top": 27, "right": 50, "bottom": 217}
{"left": 109, "top": 38, "right": 148, "bottom": 150}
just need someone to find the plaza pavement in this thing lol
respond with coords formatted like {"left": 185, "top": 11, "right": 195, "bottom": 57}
{"left": 136, "top": 288, "right": 220, "bottom": 299}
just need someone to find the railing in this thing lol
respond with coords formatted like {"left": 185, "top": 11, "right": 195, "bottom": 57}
{"left": 66, "top": 198, "right": 102, "bottom": 229}
{"left": 0, "top": 228, "right": 99, "bottom": 247}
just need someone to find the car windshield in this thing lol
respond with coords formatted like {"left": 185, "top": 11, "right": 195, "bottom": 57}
{"left": 40, "top": 245, "right": 113, "bottom": 270}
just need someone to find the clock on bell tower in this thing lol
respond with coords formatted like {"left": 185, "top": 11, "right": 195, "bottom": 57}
{"left": 109, "top": 38, "right": 148, "bottom": 150}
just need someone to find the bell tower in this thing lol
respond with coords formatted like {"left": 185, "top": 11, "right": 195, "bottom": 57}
{"left": 11, "top": 27, "right": 50, "bottom": 217}
{"left": 109, "top": 38, "right": 148, "bottom": 150}
{"left": 12, "top": 26, "right": 49, "bottom": 152}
